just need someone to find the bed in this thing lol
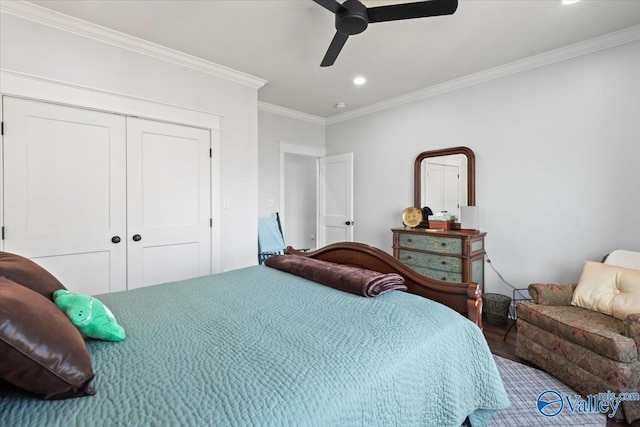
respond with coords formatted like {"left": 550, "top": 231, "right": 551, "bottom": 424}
{"left": 0, "top": 242, "right": 509, "bottom": 426}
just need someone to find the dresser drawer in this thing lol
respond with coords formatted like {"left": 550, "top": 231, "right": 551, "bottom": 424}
{"left": 392, "top": 228, "right": 486, "bottom": 287}
{"left": 408, "top": 265, "right": 463, "bottom": 283}
{"left": 398, "top": 250, "right": 462, "bottom": 273}
{"left": 397, "top": 232, "right": 462, "bottom": 255}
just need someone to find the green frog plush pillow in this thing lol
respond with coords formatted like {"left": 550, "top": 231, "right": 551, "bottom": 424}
{"left": 54, "top": 290, "right": 126, "bottom": 342}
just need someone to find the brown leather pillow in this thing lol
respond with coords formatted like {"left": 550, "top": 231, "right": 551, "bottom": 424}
{"left": 0, "top": 251, "right": 66, "bottom": 299}
{"left": 0, "top": 277, "right": 95, "bottom": 399}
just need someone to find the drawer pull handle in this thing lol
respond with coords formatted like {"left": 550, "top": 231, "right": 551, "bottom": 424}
{"left": 440, "top": 242, "right": 446, "bottom": 247}
{"left": 441, "top": 277, "right": 447, "bottom": 281}
{"left": 440, "top": 261, "right": 447, "bottom": 265}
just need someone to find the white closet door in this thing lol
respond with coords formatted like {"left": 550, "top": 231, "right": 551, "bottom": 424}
{"left": 2, "top": 97, "right": 127, "bottom": 294}
{"left": 126, "top": 118, "right": 211, "bottom": 289}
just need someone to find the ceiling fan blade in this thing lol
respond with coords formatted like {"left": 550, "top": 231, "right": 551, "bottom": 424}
{"left": 312, "top": 0, "right": 342, "bottom": 13}
{"left": 321, "top": 31, "right": 349, "bottom": 67}
{"left": 367, "top": 0, "right": 458, "bottom": 23}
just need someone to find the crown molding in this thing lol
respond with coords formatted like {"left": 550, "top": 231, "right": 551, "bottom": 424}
{"left": 326, "top": 24, "right": 640, "bottom": 125}
{"left": 0, "top": 68, "right": 223, "bottom": 128}
{"left": 0, "top": 1, "right": 267, "bottom": 89}
{"left": 6, "top": 1, "right": 638, "bottom": 125}
{"left": 258, "top": 101, "right": 326, "bottom": 126}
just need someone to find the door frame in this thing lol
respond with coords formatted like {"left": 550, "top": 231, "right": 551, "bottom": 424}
{"left": 423, "top": 156, "right": 465, "bottom": 218}
{"left": 278, "top": 140, "right": 326, "bottom": 248}
{"left": 318, "top": 152, "right": 354, "bottom": 246}
{"left": 0, "top": 70, "right": 222, "bottom": 273}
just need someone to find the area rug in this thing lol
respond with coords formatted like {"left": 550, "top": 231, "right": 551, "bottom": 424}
{"left": 488, "top": 355, "right": 606, "bottom": 427}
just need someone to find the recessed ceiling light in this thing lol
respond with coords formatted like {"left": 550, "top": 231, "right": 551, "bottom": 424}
{"left": 335, "top": 102, "right": 347, "bottom": 109}
{"left": 561, "top": 0, "right": 581, "bottom": 5}
{"left": 353, "top": 76, "right": 366, "bottom": 86}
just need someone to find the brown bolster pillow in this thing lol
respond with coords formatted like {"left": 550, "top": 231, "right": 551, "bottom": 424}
{"left": 264, "top": 255, "right": 407, "bottom": 297}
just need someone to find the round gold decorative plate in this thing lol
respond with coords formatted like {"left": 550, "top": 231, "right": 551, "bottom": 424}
{"left": 402, "top": 207, "right": 422, "bottom": 228}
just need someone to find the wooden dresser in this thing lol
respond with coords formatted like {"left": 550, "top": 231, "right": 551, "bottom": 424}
{"left": 392, "top": 228, "right": 486, "bottom": 288}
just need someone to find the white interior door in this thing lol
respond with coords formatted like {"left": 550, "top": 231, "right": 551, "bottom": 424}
{"left": 2, "top": 97, "right": 127, "bottom": 294}
{"left": 426, "top": 162, "right": 461, "bottom": 217}
{"left": 443, "top": 164, "right": 460, "bottom": 215}
{"left": 126, "top": 118, "right": 211, "bottom": 289}
{"left": 318, "top": 153, "right": 353, "bottom": 246}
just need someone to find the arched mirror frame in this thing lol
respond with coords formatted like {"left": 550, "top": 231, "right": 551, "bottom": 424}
{"left": 414, "top": 146, "right": 476, "bottom": 212}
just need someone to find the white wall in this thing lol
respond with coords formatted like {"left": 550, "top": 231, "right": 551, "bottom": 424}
{"left": 283, "top": 155, "right": 318, "bottom": 250}
{"left": 258, "top": 110, "right": 325, "bottom": 215}
{"left": 0, "top": 12, "right": 259, "bottom": 271}
{"left": 258, "top": 110, "right": 325, "bottom": 251}
{"left": 326, "top": 40, "right": 640, "bottom": 294}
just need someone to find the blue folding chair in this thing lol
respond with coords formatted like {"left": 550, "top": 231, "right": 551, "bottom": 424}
{"left": 258, "top": 213, "right": 286, "bottom": 264}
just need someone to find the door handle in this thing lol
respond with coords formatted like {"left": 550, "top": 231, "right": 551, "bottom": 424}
{"left": 111, "top": 236, "right": 121, "bottom": 244}
{"left": 345, "top": 221, "right": 354, "bottom": 226}
{"left": 132, "top": 234, "right": 142, "bottom": 242}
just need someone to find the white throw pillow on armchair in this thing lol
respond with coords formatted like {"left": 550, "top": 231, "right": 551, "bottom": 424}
{"left": 571, "top": 260, "right": 640, "bottom": 320}
{"left": 604, "top": 249, "right": 640, "bottom": 270}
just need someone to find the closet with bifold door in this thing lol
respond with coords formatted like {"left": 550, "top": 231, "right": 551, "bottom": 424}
{"left": 2, "top": 96, "right": 212, "bottom": 295}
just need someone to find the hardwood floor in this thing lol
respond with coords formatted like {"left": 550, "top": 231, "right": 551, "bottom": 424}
{"left": 482, "top": 320, "right": 640, "bottom": 427}
{"left": 483, "top": 319, "right": 528, "bottom": 364}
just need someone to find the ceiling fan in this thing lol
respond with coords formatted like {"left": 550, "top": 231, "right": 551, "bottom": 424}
{"left": 313, "top": 0, "right": 458, "bottom": 67}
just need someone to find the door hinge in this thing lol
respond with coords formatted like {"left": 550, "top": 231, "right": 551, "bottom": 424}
{"left": 210, "top": 218, "right": 213, "bottom": 228}
{"left": 1, "top": 226, "right": 4, "bottom": 240}
{"left": 209, "top": 148, "right": 212, "bottom": 158}
{"left": 1, "top": 122, "right": 4, "bottom": 136}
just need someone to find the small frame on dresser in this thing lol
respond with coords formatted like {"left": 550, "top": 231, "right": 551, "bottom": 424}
{"left": 286, "top": 242, "right": 483, "bottom": 328}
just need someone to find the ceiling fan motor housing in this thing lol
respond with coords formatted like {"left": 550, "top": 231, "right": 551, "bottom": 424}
{"left": 336, "top": 0, "right": 368, "bottom": 35}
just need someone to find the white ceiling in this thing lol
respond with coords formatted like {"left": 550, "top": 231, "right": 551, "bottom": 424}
{"left": 26, "top": 0, "right": 640, "bottom": 119}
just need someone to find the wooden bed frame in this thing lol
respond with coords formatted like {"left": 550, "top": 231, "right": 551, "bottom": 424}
{"left": 286, "top": 242, "right": 483, "bottom": 328}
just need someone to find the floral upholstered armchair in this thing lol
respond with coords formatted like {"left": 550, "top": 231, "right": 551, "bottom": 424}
{"left": 515, "top": 250, "right": 640, "bottom": 423}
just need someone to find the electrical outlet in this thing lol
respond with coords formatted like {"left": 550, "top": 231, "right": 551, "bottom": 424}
{"left": 310, "top": 234, "right": 315, "bottom": 241}
{"left": 267, "top": 198, "right": 274, "bottom": 207}
{"left": 223, "top": 198, "right": 230, "bottom": 209}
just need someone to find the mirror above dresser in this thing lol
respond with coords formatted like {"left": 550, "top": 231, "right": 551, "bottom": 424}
{"left": 392, "top": 146, "right": 484, "bottom": 288}
{"left": 414, "top": 146, "right": 475, "bottom": 221}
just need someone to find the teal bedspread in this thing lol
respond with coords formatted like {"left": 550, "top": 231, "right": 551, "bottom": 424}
{"left": 0, "top": 266, "right": 509, "bottom": 426}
